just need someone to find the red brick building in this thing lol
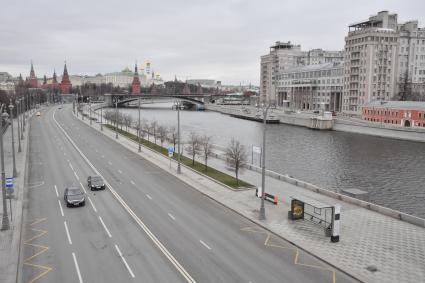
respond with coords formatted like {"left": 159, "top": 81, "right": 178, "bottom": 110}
{"left": 362, "top": 101, "right": 425, "bottom": 127}
{"left": 60, "top": 63, "right": 72, "bottom": 94}
{"left": 131, "top": 63, "right": 141, "bottom": 94}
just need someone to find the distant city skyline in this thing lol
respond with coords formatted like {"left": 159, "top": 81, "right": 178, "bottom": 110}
{"left": 1, "top": 0, "right": 424, "bottom": 84}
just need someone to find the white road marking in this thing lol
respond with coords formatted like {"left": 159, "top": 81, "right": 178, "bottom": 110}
{"left": 118, "top": 170, "right": 122, "bottom": 174}
{"left": 87, "top": 196, "right": 97, "bottom": 212}
{"left": 54, "top": 110, "right": 196, "bottom": 283}
{"left": 108, "top": 161, "right": 112, "bottom": 165}
{"left": 99, "top": 216, "right": 112, "bottom": 238}
{"left": 54, "top": 185, "right": 59, "bottom": 197}
{"left": 58, "top": 200, "right": 64, "bottom": 217}
{"left": 115, "top": 245, "right": 135, "bottom": 278}
{"left": 74, "top": 171, "right": 79, "bottom": 181}
{"left": 64, "top": 221, "right": 72, "bottom": 245}
{"left": 130, "top": 180, "right": 135, "bottom": 185}
{"left": 69, "top": 163, "right": 74, "bottom": 171}
{"left": 72, "top": 252, "right": 84, "bottom": 283}
{"left": 168, "top": 213, "right": 176, "bottom": 221}
{"left": 79, "top": 182, "right": 87, "bottom": 194}
{"left": 146, "top": 194, "right": 152, "bottom": 200}
{"left": 199, "top": 240, "right": 212, "bottom": 250}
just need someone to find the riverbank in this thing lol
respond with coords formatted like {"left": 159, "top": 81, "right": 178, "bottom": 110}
{"left": 79, "top": 105, "right": 425, "bottom": 283}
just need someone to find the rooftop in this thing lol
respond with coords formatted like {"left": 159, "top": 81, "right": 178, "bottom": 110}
{"left": 365, "top": 101, "right": 425, "bottom": 110}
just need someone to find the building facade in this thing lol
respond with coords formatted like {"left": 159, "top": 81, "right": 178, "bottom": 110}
{"left": 277, "top": 62, "right": 344, "bottom": 111}
{"left": 362, "top": 101, "right": 425, "bottom": 127}
{"left": 343, "top": 11, "right": 400, "bottom": 115}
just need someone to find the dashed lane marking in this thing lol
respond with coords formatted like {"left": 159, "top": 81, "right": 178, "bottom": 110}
{"left": 58, "top": 200, "right": 64, "bottom": 217}
{"left": 115, "top": 244, "right": 135, "bottom": 278}
{"left": 146, "top": 194, "right": 152, "bottom": 200}
{"left": 73, "top": 171, "right": 79, "bottom": 181}
{"left": 54, "top": 185, "right": 59, "bottom": 197}
{"left": 99, "top": 216, "right": 112, "bottom": 238}
{"left": 88, "top": 196, "right": 97, "bottom": 212}
{"left": 64, "top": 221, "right": 72, "bottom": 245}
{"left": 79, "top": 182, "right": 87, "bottom": 194}
{"left": 130, "top": 180, "right": 136, "bottom": 185}
{"left": 168, "top": 213, "right": 176, "bottom": 221}
{"left": 199, "top": 240, "right": 212, "bottom": 250}
{"left": 72, "top": 252, "right": 84, "bottom": 283}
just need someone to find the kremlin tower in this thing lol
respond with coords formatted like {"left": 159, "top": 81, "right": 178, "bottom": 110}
{"left": 28, "top": 61, "right": 38, "bottom": 88}
{"left": 60, "top": 62, "right": 72, "bottom": 94}
{"left": 131, "top": 63, "right": 141, "bottom": 94}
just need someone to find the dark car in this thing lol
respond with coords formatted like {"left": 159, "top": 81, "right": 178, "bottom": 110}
{"left": 87, "top": 175, "right": 105, "bottom": 191}
{"left": 64, "top": 187, "right": 85, "bottom": 207}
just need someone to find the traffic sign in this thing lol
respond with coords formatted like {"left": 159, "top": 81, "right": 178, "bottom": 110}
{"left": 167, "top": 146, "right": 174, "bottom": 157}
{"left": 5, "top": 177, "right": 13, "bottom": 188}
{"left": 252, "top": 146, "right": 261, "bottom": 154}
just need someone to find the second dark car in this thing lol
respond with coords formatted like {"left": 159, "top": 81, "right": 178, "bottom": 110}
{"left": 64, "top": 187, "right": 85, "bottom": 207}
{"left": 87, "top": 175, "right": 105, "bottom": 191}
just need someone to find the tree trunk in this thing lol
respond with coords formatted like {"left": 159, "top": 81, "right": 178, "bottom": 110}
{"left": 236, "top": 168, "right": 239, "bottom": 185}
{"left": 205, "top": 157, "right": 208, "bottom": 172}
{"left": 192, "top": 152, "right": 195, "bottom": 166}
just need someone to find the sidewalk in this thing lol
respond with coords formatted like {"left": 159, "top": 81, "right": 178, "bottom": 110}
{"left": 0, "top": 111, "right": 31, "bottom": 283}
{"left": 79, "top": 109, "right": 425, "bottom": 283}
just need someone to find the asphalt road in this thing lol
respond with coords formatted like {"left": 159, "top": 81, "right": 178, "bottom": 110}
{"left": 20, "top": 104, "right": 358, "bottom": 283}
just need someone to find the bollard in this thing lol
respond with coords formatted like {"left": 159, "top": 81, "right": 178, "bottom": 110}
{"left": 331, "top": 204, "right": 341, "bottom": 243}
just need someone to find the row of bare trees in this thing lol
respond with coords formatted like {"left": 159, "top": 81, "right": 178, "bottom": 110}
{"left": 102, "top": 110, "right": 247, "bottom": 184}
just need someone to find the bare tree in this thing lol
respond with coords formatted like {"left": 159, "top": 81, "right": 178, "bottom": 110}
{"left": 225, "top": 138, "right": 247, "bottom": 185}
{"left": 143, "top": 120, "right": 150, "bottom": 141}
{"left": 157, "top": 125, "right": 168, "bottom": 147}
{"left": 151, "top": 120, "right": 158, "bottom": 144}
{"left": 168, "top": 126, "right": 178, "bottom": 150}
{"left": 200, "top": 135, "right": 213, "bottom": 172}
{"left": 185, "top": 132, "right": 201, "bottom": 166}
{"left": 124, "top": 114, "right": 133, "bottom": 131}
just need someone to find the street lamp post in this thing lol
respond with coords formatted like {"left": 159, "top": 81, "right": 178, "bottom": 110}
{"left": 1, "top": 107, "right": 10, "bottom": 230}
{"left": 76, "top": 92, "right": 79, "bottom": 117}
{"left": 138, "top": 97, "right": 141, "bottom": 152}
{"left": 19, "top": 99, "right": 24, "bottom": 139}
{"left": 115, "top": 98, "right": 118, "bottom": 139}
{"left": 259, "top": 103, "right": 271, "bottom": 220}
{"left": 89, "top": 96, "right": 92, "bottom": 125}
{"left": 176, "top": 100, "right": 181, "bottom": 174}
{"left": 8, "top": 101, "right": 17, "bottom": 178}
{"left": 100, "top": 106, "right": 103, "bottom": 131}
{"left": 16, "top": 100, "right": 21, "bottom": 153}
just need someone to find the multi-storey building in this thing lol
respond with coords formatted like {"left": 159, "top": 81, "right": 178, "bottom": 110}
{"left": 260, "top": 41, "right": 344, "bottom": 104}
{"left": 397, "top": 20, "right": 425, "bottom": 99}
{"left": 260, "top": 41, "right": 304, "bottom": 103}
{"left": 0, "top": 72, "right": 12, "bottom": 82}
{"left": 277, "top": 62, "right": 343, "bottom": 111}
{"left": 343, "top": 11, "right": 400, "bottom": 114}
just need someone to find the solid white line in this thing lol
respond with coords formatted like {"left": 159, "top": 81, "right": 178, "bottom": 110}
{"left": 74, "top": 171, "right": 79, "bottom": 181}
{"left": 199, "top": 240, "right": 211, "bottom": 250}
{"left": 64, "top": 221, "right": 72, "bottom": 245}
{"left": 54, "top": 110, "right": 196, "bottom": 283}
{"left": 58, "top": 200, "right": 64, "bottom": 217}
{"left": 54, "top": 185, "right": 59, "bottom": 197}
{"left": 99, "top": 216, "right": 112, "bottom": 238}
{"left": 80, "top": 182, "right": 87, "bottom": 194}
{"left": 72, "top": 252, "right": 84, "bottom": 283}
{"left": 130, "top": 180, "right": 135, "bottom": 185}
{"left": 118, "top": 169, "right": 122, "bottom": 174}
{"left": 168, "top": 213, "right": 176, "bottom": 221}
{"left": 87, "top": 196, "right": 97, "bottom": 212}
{"left": 146, "top": 194, "right": 152, "bottom": 200}
{"left": 115, "top": 245, "right": 135, "bottom": 278}
{"left": 69, "top": 163, "right": 74, "bottom": 171}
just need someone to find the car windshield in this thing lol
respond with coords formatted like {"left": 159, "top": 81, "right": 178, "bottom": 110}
{"left": 92, "top": 177, "right": 103, "bottom": 184}
{"left": 68, "top": 188, "right": 82, "bottom": 196}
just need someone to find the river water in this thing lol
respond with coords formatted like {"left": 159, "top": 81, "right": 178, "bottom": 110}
{"left": 109, "top": 103, "right": 425, "bottom": 218}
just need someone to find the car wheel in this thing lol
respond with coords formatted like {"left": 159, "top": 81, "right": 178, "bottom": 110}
{"left": 81, "top": 201, "right": 86, "bottom": 207}
{"left": 66, "top": 203, "right": 70, "bottom": 207}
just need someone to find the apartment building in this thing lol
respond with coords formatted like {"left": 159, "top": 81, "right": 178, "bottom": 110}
{"left": 398, "top": 20, "right": 425, "bottom": 99}
{"left": 277, "top": 62, "right": 343, "bottom": 111}
{"left": 343, "top": 11, "right": 400, "bottom": 114}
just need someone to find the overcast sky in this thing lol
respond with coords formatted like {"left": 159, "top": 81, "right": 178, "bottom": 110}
{"left": 1, "top": 0, "right": 424, "bottom": 85}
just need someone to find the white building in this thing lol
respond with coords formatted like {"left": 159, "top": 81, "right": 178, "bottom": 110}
{"left": 0, "top": 82, "right": 15, "bottom": 94}
{"left": 260, "top": 41, "right": 343, "bottom": 104}
{"left": 277, "top": 62, "right": 343, "bottom": 111}
{"left": 0, "top": 72, "right": 12, "bottom": 83}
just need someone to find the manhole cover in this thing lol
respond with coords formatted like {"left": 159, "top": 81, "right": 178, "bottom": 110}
{"left": 366, "top": 265, "right": 378, "bottom": 272}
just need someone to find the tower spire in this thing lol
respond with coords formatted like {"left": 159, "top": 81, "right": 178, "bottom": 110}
{"left": 131, "top": 61, "right": 141, "bottom": 94}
